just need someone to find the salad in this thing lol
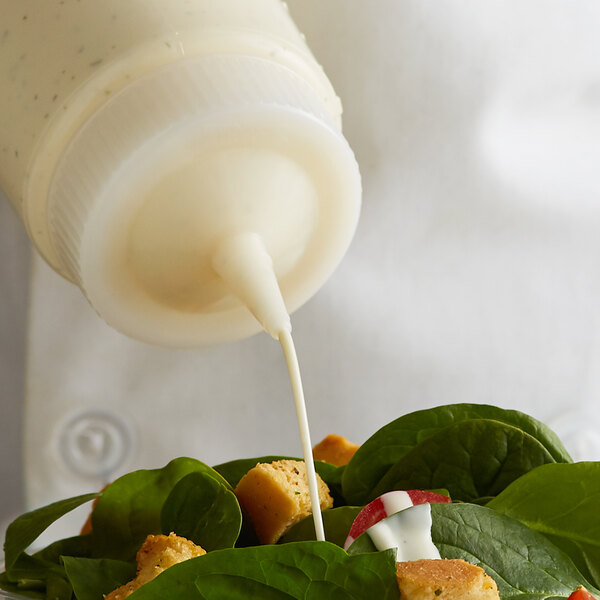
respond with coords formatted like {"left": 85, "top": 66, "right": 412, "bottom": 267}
{"left": 1, "top": 403, "right": 599, "bottom": 599}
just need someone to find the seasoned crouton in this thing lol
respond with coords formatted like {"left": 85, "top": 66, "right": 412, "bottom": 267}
{"left": 234, "top": 459, "right": 333, "bottom": 544}
{"left": 313, "top": 434, "right": 360, "bottom": 467}
{"left": 105, "top": 533, "right": 206, "bottom": 600}
{"left": 396, "top": 559, "right": 500, "bottom": 600}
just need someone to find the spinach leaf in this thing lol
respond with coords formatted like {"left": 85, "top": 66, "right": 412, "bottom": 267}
{"left": 432, "top": 502, "right": 598, "bottom": 599}
{"left": 345, "top": 528, "right": 377, "bottom": 556}
{"left": 0, "top": 572, "right": 45, "bottom": 599}
{"left": 3, "top": 493, "right": 99, "bottom": 574}
{"left": 3, "top": 553, "right": 64, "bottom": 584}
{"left": 33, "top": 536, "right": 93, "bottom": 566}
{"left": 62, "top": 557, "right": 136, "bottom": 600}
{"left": 342, "top": 404, "right": 571, "bottom": 505}
{"left": 3, "top": 539, "right": 97, "bottom": 600}
{"left": 1, "top": 536, "right": 94, "bottom": 600}
{"left": 313, "top": 463, "right": 346, "bottom": 506}
{"left": 160, "top": 471, "right": 242, "bottom": 551}
{"left": 488, "top": 462, "right": 600, "bottom": 589}
{"left": 233, "top": 515, "right": 260, "bottom": 549}
{"left": 279, "top": 507, "right": 362, "bottom": 547}
{"left": 1, "top": 554, "right": 73, "bottom": 600}
{"left": 348, "top": 502, "right": 597, "bottom": 598}
{"left": 45, "top": 573, "right": 74, "bottom": 600}
{"left": 126, "top": 542, "right": 400, "bottom": 600}
{"left": 91, "top": 457, "right": 228, "bottom": 561}
{"left": 368, "top": 419, "right": 556, "bottom": 503}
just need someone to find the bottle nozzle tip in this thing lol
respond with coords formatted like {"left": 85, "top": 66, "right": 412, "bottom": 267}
{"left": 212, "top": 232, "right": 291, "bottom": 339}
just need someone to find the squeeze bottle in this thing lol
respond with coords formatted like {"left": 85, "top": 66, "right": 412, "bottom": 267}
{"left": 0, "top": 0, "right": 361, "bottom": 347}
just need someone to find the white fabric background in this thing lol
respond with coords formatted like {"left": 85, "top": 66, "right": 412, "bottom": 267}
{"left": 3, "top": 0, "right": 600, "bottom": 540}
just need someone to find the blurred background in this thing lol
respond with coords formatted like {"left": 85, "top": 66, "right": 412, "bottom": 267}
{"left": 2, "top": 0, "right": 600, "bottom": 542}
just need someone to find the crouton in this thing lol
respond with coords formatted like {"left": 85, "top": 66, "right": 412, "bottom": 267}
{"left": 234, "top": 459, "right": 333, "bottom": 544}
{"left": 105, "top": 533, "right": 206, "bottom": 600}
{"left": 313, "top": 434, "right": 360, "bottom": 467}
{"left": 395, "top": 559, "right": 500, "bottom": 600}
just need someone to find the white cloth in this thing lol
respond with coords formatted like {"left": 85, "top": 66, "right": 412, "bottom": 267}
{"left": 19, "top": 0, "right": 600, "bottom": 542}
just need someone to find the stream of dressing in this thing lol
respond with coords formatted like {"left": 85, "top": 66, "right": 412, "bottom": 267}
{"left": 211, "top": 232, "right": 326, "bottom": 541}
{"left": 278, "top": 329, "right": 326, "bottom": 542}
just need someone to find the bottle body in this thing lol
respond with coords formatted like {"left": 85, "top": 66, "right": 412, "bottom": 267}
{"left": 0, "top": 0, "right": 360, "bottom": 346}
{"left": 0, "top": 0, "right": 341, "bottom": 269}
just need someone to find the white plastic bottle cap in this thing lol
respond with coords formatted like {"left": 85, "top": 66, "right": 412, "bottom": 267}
{"left": 47, "top": 54, "right": 361, "bottom": 347}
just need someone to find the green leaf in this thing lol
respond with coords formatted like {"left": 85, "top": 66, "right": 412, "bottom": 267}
{"left": 1, "top": 554, "right": 73, "bottom": 600}
{"left": 62, "top": 557, "right": 136, "bottom": 600}
{"left": 160, "top": 471, "right": 242, "bottom": 551}
{"left": 488, "top": 462, "right": 600, "bottom": 589}
{"left": 44, "top": 572, "right": 73, "bottom": 600}
{"left": 348, "top": 502, "right": 598, "bottom": 598}
{"left": 1, "top": 536, "right": 93, "bottom": 600}
{"left": 280, "top": 507, "right": 362, "bottom": 547}
{"left": 126, "top": 542, "right": 400, "bottom": 600}
{"left": 369, "top": 419, "right": 556, "bottom": 503}
{"left": 342, "top": 403, "right": 571, "bottom": 505}
{"left": 91, "top": 457, "right": 229, "bottom": 561}
{"left": 3, "top": 493, "right": 99, "bottom": 574}
{"left": 0, "top": 571, "right": 45, "bottom": 598}
{"left": 345, "top": 529, "right": 378, "bottom": 556}
{"left": 313, "top": 463, "right": 346, "bottom": 506}
{"left": 431, "top": 502, "right": 599, "bottom": 599}
{"left": 33, "top": 536, "right": 93, "bottom": 566}
{"left": 233, "top": 515, "right": 260, "bottom": 549}
{"left": 2, "top": 554, "right": 64, "bottom": 584}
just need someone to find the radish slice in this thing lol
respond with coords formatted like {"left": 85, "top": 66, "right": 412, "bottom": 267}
{"left": 343, "top": 490, "right": 450, "bottom": 550}
{"left": 568, "top": 587, "right": 597, "bottom": 600}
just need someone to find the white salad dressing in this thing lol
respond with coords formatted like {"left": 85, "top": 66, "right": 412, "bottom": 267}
{"left": 366, "top": 504, "right": 441, "bottom": 562}
{"left": 213, "top": 232, "right": 325, "bottom": 541}
{"left": 380, "top": 491, "right": 414, "bottom": 516}
{"left": 279, "top": 330, "right": 326, "bottom": 541}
